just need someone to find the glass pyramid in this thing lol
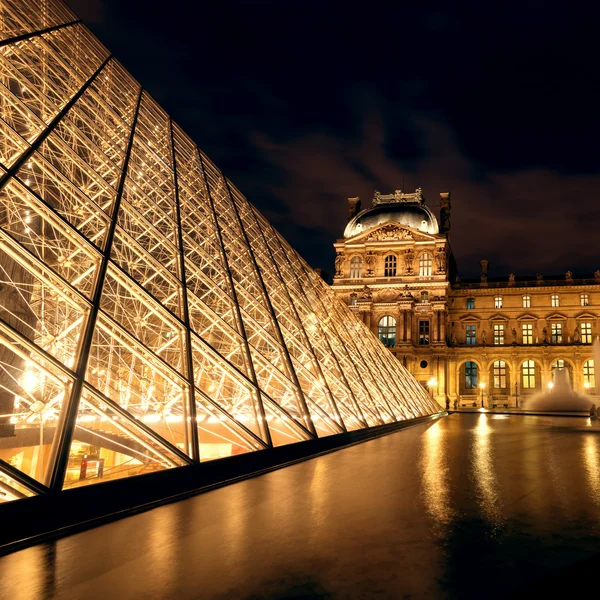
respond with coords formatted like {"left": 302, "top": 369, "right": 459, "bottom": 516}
{"left": 0, "top": 0, "right": 439, "bottom": 500}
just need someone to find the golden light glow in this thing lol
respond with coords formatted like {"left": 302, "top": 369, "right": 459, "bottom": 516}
{"left": 0, "top": 0, "right": 439, "bottom": 500}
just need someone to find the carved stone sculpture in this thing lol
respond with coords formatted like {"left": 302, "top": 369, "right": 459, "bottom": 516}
{"left": 436, "top": 247, "right": 447, "bottom": 274}
{"left": 365, "top": 251, "right": 375, "bottom": 275}
{"left": 481, "top": 329, "right": 487, "bottom": 345}
{"left": 334, "top": 252, "right": 343, "bottom": 277}
{"left": 404, "top": 249, "right": 414, "bottom": 275}
{"left": 511, "top": 327, "right": 517, "bottom": 344}
{"left": 573, "top": 325, "right": 581, "bottom": 343}
{"left": 360, "top": 285, "right": 372, "bottom": 300}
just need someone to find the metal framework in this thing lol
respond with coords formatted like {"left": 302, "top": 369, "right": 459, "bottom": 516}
{"left": 0, "top": 0, "right": 439, "bottom": 503}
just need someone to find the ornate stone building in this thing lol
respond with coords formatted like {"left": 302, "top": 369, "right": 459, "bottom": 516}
{"left": 332, "top": 189, "right": 599, "bottom": 408}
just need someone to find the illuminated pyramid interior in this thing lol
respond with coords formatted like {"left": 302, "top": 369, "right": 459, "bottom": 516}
{"left": 0, "top": 0, "right": 439, "bottom": 503}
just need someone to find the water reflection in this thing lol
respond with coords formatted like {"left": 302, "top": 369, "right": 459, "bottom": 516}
{"left": 582, "top": 434, "right": 600, "bottom": 507}
{"left": 420, "top": 421, "right": 454, "bottom": 530}
{"left": 471, "top": 414, "right": 503, "bottom": 528}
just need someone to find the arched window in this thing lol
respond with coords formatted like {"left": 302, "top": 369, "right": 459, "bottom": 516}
{"left": 522, "top": 360, "right": 536, "bottom": 389}
{"left": 465, "top": 361, "right": 478, "bottom": 389}
{"left": 384, "top": 255, "right": 397, "bottom": 277}
{"left": 584, "top": 360, "right": 595, "bottom": 387}
{"left": 493, "top": 360, "right": 507, "bottom": 389}
{"left": 349, "top": 256, "right": 362, "bottom": 278}
{"left": 419, "top": 252, "right": 432, "bottom": 276}
{"left": 378, "top": 315, "right": 396, "bottom": 348}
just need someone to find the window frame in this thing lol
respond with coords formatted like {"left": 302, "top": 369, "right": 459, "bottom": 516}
{"left": 522, "top": 322, "right": 533, "bottom": 345}
{"left": 418, "top": 319, "right": 430, "bottom": 345}
{"left": 494, "top": 296, "right": 503, "bottom": 309}
{"left": 522, "top": 360, "right": 536, "bottom": 389}
{"left": 384, "top": 254, "right": 397, "bottom": 277}
{"left": 581, "top": 321, "right": 592, "bottom": 344}
{"left": 465, "top": 361, "right": 478, "bottom": 389}
{"left": 377, "top": 315, "right": 397, "bottom": 348}
{"left": 493, "top": 323, "right": 504, "bottom": 345}
{"left": 581, "top": 293, "right": 589, "bottom": 307}
{"left": 349, "top": 255, "right": 362, "bottom": 278}
{"left": 466, "top": 325, "right": 477, "bottom": 345}
{"left": 467, "top": 297, "right": 475, "bottom": 310}
{"left": 522, "top": 295, "right": 531, "bottom": 308}
{"left": 419, "top": 252, "right": 432, "bottom": 277}
{"left": 493, "top": 360, "right": 507, "bottom": 389}
{"left": 584, "top": 359, "right": 595, "bottom": 387}
{"left": 551, "top": 322, "right": 562, "bottom": 344}
{"left": 551, "top": 294, "right": 560, "bottom": 307}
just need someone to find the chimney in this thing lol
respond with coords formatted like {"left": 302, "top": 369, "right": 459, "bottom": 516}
{"left": 439, "top": 192, "right": 451, "bottom": 234}
{"left": 347, "top": 197, "right": 361, "bottom": 221}
{"left": 480, "top": 259, "right": 489, "bottom": 285}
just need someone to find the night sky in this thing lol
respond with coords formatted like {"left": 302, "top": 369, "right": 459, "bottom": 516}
{"left": 67, "top": 0, "right": 600, "bottom": 279}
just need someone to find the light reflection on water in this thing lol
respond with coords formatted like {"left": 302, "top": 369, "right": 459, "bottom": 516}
{"left": 0, "top": 414, "right": 599, "bottom": 600}
{"left": 471, "top": 413, "right": 503, "bottom": 527}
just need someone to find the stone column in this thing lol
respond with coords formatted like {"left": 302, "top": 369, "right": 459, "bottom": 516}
{"left": 406, "top": 311, "right": 413, "bottom": 343}
{"left": 398, "top": 310, "right": 405, "bottom": 342}
{"left": 432, "top": 311, "right": 438, "bottom": 343}
{"left": 440, "top": 312, "right": 447, "bottom": 344}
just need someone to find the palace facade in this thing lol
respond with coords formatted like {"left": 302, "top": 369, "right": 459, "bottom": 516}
{"left": 332, "top": 189, "right": 599, "bottom": 408}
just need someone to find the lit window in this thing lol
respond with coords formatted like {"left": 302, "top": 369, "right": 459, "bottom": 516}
{"left": 378, "top": 315, "right": 396, "bottom": 347}
{"left": 522, "top": 323, "right": 533, "bottom": 344}
{"left": 349, "top": 293, "right": 358, "bottom": 306}
{"left": 465, "top": 361, "right": 478, "bottom": 389}
{"left": 522, "top": 360, "right": 536, "bottom": 389}
{"left": 466, "top": 325, "right": 476, "bottom": 345}
{"left": 581, "top": 293, "right": 589, "bottom": 306}
{"left": 418, "top": 320, "right": 430, "bottom": 345}
{"left": 384, "top": 255, "right": 397, "bottom": 277}
{"left": 493, "top": 323, "right": 504, "bottom": 345}
{"left": 467, "top": 298, "right": 475, "bottom": 310}
{"left": 551, "top": 294, "right": 560, "bottom": 307}
{"left": 349, "top": 256, "right": 362, "bottom": 278}
{"left": 522, "top": 295, "right": 531, "bottom": 308}
{"left": 494, "top": 296, "right": 503, "bottom": 309}
{"left": 584, "top": 360, "right": 595, "bottom": 387}
{"left": 581, "top": 322, "right": 592, "bottom": 344}
{"left": 420, "top": 291, "right": 429, "bottom": 303}
{"left": 419, "top": 252, "right": 432, "bottom": 277}
{"left": 493, "top": 360, "right": 507, "bottom": 389}
{"left": 551, "top": 322, "right": 562, "bottom": 344}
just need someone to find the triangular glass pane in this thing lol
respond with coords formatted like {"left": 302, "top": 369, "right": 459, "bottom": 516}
{"left": 0, "top": 464, "right": 36, "bottom": 504}
{"left": 63, "top": 386, "right": 188, "bottom": 490}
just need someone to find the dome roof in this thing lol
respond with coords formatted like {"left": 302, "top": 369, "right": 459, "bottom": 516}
{"left": 343, "top": 202, "right": 439, "bottom": 238}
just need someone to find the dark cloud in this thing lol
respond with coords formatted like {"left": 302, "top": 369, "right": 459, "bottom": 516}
{"left": 65, "top": 0, "right": 600, "bottom": 278}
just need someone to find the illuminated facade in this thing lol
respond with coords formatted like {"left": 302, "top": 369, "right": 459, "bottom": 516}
{"left": 0, "top": 0, "right": 439, "bottom": 504}
{"left": 333, "top": 190, "right": 600, "bottom": 408}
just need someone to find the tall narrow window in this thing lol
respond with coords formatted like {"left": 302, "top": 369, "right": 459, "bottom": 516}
{"left": 581, "top": 293, "right": 589, "bottom": 306}
{"left": 493, "top": 360, "right": 507, "bottom": 389}
{"left": 466, "top": 325, "right": 477, "bottom": 345}
{"left": 551, "top": 322, "right": 562, "bottom": 344}
{"left": 584, "top": 360, "right": 595, "bottom": 387}
{"left": 419, "top": 252, "right": 432, "bottom": 277}
{"left": 522, "top": 360, "right": 536, "bottom": 388}
{"left": 493, "top": 323, "right": 504, "bottom": 345}
{"left": 522, "top": 323, "right": 533, "bottom": 344}
{"left": 378, "top": 315, "right": 396, "bottom": 347}
{"left": 467, "top": 297, "right": 475, "bottom": 310}
{"left": 494, "top": 296, "right": 503, "bottom": 309}
{"left": 522, "top": 295, "right": 531, "bottom": 308}
{"left": 551, "top": 360, "right": 565, "bottom": 381}
{"left": 349, "top": 293, "right": 358, "bottom": 306}
{"left": 551, "top": 294, "right": 560, "bottom": 307}
{"left": 418, "top": 320, "right": 430, "bottom": 345}
{"left": 420, "top": 291, "right": 429, "bottom": 303}
{"left": 349, "top": 256, "right": 362, "bottom": 278}
{"left": 465, "top": 361, "right": 478, "bottom": 389}
{"left": 581, "top": 322, "right": 592, "bottom": 344}
{"left": 384, "top": 255, "right": 397, "bottom": 277}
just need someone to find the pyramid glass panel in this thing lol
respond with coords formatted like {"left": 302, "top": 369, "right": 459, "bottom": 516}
{"left": 0, "top": 0, "right": 440, "bottom": 496}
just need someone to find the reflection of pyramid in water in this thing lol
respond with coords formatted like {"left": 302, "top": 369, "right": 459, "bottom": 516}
{"left": 0, "top": 0, "right": 439, "bottom": 501}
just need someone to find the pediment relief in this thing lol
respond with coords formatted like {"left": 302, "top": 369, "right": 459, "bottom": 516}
{"left": 517, "top": 313, "right": 537, "bottom": 321}
{"left": 459, "top": 314, "right": 480, "bottom": 322}
{"left": 576, "top": 311, "right": 597, "bottom": 320}
{"left": 347, "top": 221, "right": 436, "bottom": 243}
{"left": 546, "top": 312, "right": 568, "bottom": 320}
{"left": 489, "top": 313, "right": 509, "bottom": 322}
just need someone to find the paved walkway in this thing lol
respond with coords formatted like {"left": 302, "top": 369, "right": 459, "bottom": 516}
{"left": 0, "top": 413, "right": 599, "bottom": 599}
